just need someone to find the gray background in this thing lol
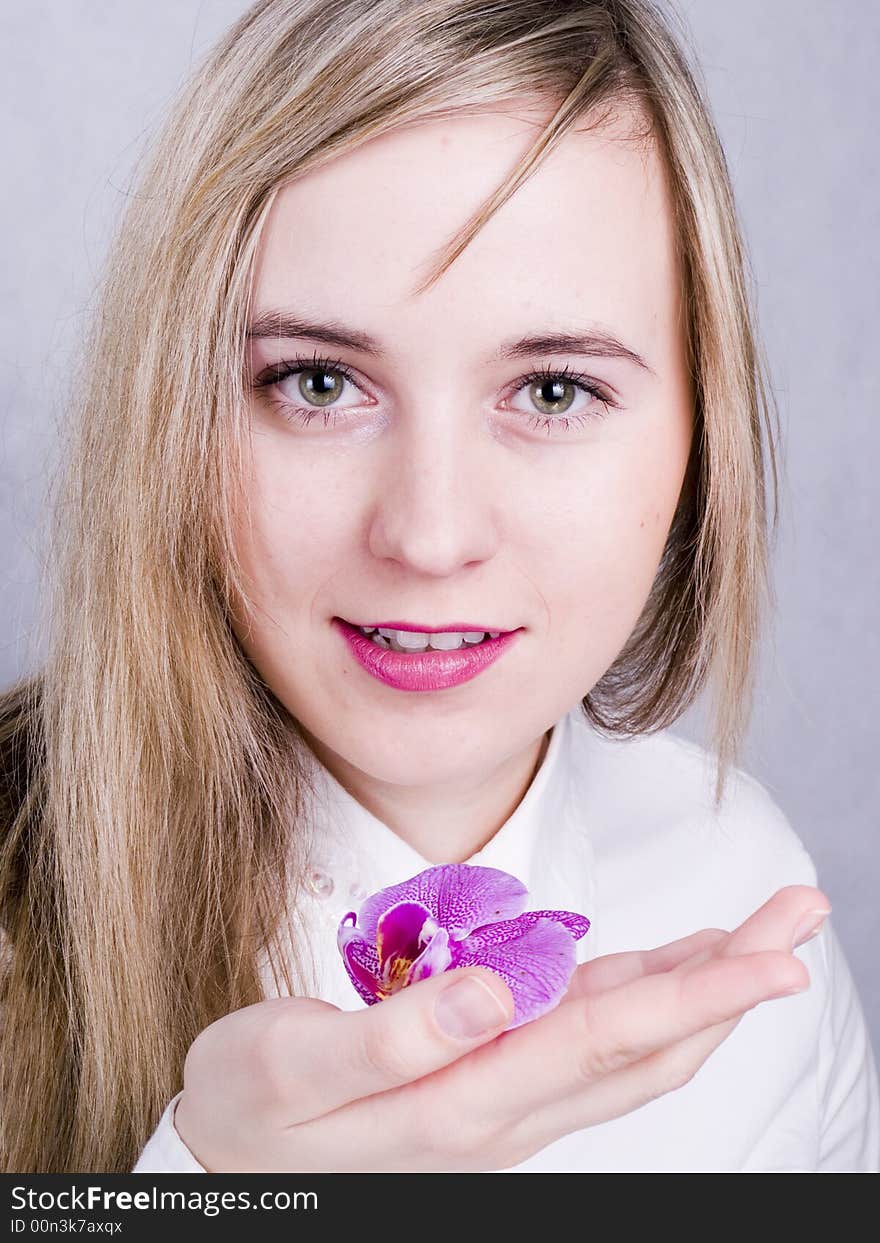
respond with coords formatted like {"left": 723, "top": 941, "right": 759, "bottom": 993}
{"left": 1, "top": 2, "right": 877, "bottom": 1052}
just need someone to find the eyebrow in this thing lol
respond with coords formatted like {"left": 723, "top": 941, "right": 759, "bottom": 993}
{"left": 246, "top": 310, "right": 655, "bottom": 375}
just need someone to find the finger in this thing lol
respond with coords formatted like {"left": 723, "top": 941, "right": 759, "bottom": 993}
{"left": 601, "top": 887, "right": 821, "bottom": 1103}
{"left": 291, "top": 941, "right": 810, "bottom": 1174}
{"left": 518, "top": 1008, "right": 747, "bottom": 1158}
{"left": 513, "top": 896, "right": 828, "bottom": 1157}
{"left": 362, "top": 890, "right": 826, "bottom": 1169}
{"left": 678, "top": 884, "right": 831, "bottom": 973}
{"left": 269, "top": 966, "right": 514, "bottom": 1125}
{"left": 527, "top": 941, "right": 814, "bottom": 1160}
{"left": 567, "top": 885, "right": 831, "bottom": 1008}
{"left": 448, "top": 945, "right": 808, "bottom": 1129}
{"left": 563, "top": 929, "right": 729, "bottom": 1002}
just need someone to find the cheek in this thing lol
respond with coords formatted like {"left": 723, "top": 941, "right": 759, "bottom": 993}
{"left": 235, "top": 434, "right": 356, "bottom": 610}
{"left": 532, "top": 422, "right": 691, "bottom": 646}
{"left": 229, "top": 440, "right": 360, "bottom": 690}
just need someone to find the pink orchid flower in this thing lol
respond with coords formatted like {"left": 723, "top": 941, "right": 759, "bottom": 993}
{"left": 337, "top": 863, "right": 590, "bottom": 1029}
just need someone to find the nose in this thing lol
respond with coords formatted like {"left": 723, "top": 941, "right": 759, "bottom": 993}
{"left": 366, "top": 407, "right": 500, "bottom": 575}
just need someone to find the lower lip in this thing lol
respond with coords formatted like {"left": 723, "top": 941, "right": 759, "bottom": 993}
{"left": 332, "top": 619, "right": 522, "bottom": 692}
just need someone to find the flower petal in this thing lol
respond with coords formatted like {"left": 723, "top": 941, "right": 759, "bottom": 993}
{"left": 408, "top": 926, "right": 453, "bottom": 985}
{"left": 337, "top": 917, "right": 383, "bottom": 1005}
{"left": 528, "top": 909, "right": 591, "bottom": 941}
{"left": 482, "top": 904, "right": 591, "bottom": 939}
{"left": 356, "top": 864, "right": 528, "bottom": 944}
{"left": 465, "top": 909, "right": 591, "bottom": 947}
{"left": 452, "top": 917, "right": 579, "bottom": 1028}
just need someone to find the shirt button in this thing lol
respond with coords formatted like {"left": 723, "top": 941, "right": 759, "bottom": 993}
{"left": 306, "top": 869, "right": 335, "bottom": 899}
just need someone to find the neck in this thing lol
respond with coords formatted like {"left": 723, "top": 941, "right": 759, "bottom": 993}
{"left": 302, "top": 726, "right": 553, "bottom": 864}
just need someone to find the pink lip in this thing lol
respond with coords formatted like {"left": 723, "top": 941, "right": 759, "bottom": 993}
{"left": 345, "top": 620, "right": 513, "bottom": 634}
{"left": 332, "top": 618, "right": 522, "bottom": 692}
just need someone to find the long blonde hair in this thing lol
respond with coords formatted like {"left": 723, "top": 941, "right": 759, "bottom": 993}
{"left": 1, "top": 0, "right": 780, "bottom": 1171}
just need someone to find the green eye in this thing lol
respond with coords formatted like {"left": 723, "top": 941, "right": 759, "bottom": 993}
{"left": 527, "top": 376, "right": 577, "bottom": 416}
{"left": 254, "top": 353, "right": 615, "bottom": 436}
{"left": 298, "top": 367, "right": 346, "bottom": 407}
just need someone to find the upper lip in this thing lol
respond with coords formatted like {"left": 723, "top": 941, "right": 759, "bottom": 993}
{"left": 339, "top": 618, "right": 517, "bottom": 635}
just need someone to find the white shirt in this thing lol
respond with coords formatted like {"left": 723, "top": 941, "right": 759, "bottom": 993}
{"left": 133, "top": 705, "right": 880, "bottom": 1172}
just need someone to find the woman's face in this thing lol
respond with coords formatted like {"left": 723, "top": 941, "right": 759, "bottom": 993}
{"left": 234, "top": 100, "right": 693, "bottom": 808}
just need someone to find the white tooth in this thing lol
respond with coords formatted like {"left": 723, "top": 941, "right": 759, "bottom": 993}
{"left": 427, "top": 632, "right": 467, "bottom": 650}
{"left": 392, "top": 630, "right": 431, "bottom": 651}
{"left": 488, "top": 631, "right": 501, "bottom": 639}
{"left": 359, "top": 625, "right": 377, "bottom": 634}
{"left": 365, "top": 627, "right": 493, "bottom": 652}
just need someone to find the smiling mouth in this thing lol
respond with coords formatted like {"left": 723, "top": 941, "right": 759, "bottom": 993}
{"left": 336, "top": 620, "right": 508, "bottom": 653}
{"left": 332, "top": 617, "right": 522, "bottom": 691}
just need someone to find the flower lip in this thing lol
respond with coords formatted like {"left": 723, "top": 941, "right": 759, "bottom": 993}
{"left": 336, "top": 617, "right": 521, "bottom": 635}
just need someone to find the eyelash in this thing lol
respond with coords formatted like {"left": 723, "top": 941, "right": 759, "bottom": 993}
{"left": 251, "top": 349, "right": 616, "bottom": 435}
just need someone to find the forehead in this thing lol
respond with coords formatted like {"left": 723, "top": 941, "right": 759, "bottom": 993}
{"left": 251, "top": 100, "right": 680, "bottom": 365}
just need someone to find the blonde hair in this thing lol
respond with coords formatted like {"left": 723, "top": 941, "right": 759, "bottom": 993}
{"left": 1, "top": 0, "right": 779, "bottom": 1171}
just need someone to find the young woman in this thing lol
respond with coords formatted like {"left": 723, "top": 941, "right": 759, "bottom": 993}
{"left": 1, "top": 0, "right": 877, "bottom": 1174}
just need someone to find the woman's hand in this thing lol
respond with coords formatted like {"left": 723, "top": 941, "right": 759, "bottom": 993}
{"left": 173, "top": 883, "right": 828, "bottom": 1171}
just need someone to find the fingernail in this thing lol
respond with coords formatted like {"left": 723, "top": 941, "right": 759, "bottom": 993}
{"left": 791, "top": 908, "right": 831, "bottom": 950}
{"left": 435, "top": 976, "right": 510, "bottom": 1039}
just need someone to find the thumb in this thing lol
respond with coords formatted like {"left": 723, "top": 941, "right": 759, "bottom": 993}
{"left": 429, "top": 966, "right": 515, "bottom": 1040}
{"left": 281, "top": 966, "right": 514, "bottom": 1124}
